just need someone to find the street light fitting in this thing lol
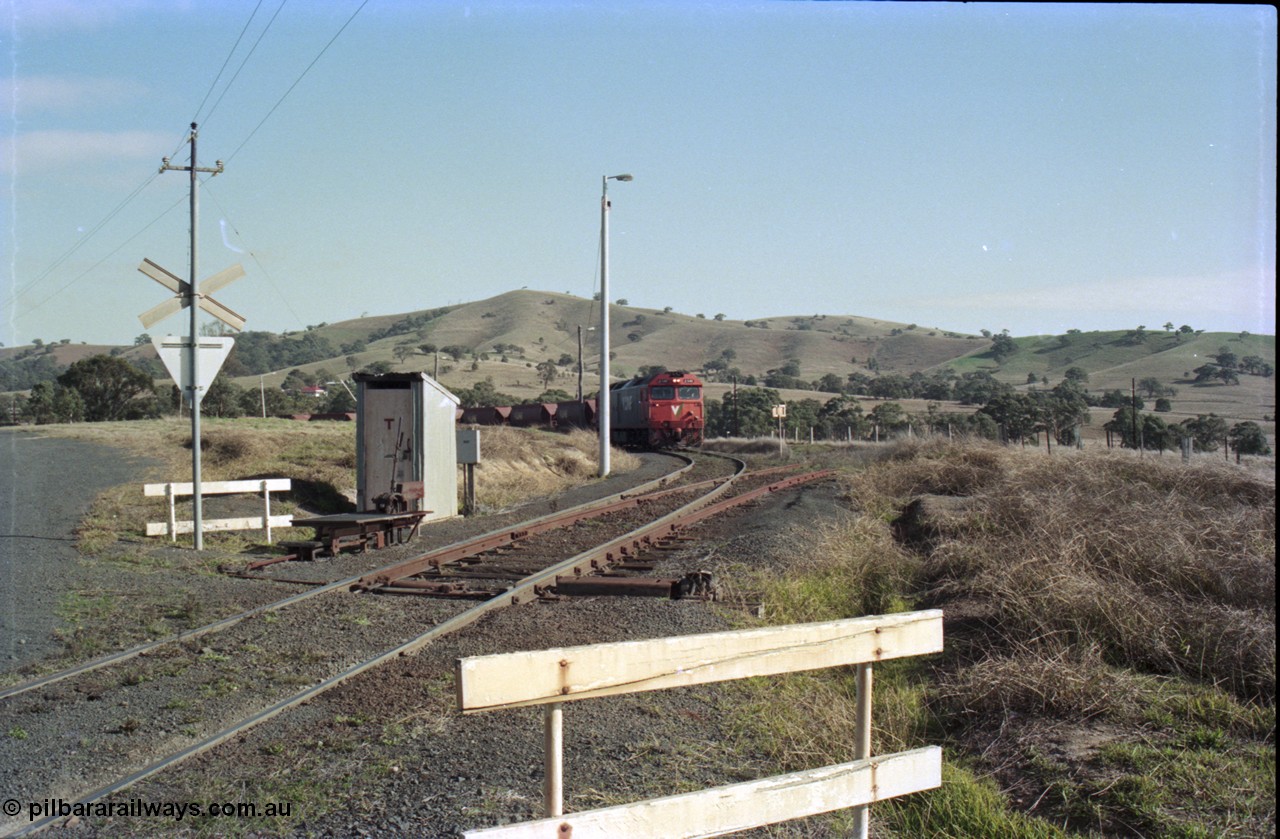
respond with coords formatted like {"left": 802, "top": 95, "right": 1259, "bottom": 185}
{"left": 609, "top": 173, "right": 634, "bottom": 182}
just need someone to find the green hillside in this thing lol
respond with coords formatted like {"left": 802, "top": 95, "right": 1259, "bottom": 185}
{"left": 3, "top": 290, "right": 1274, "bottom": 427}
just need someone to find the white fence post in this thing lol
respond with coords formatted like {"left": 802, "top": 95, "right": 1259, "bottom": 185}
{"left": 457, "top": 611, "right": 944, "bottom": 838}
{"left": 145, "top": 478, "right": 292, "bottom": 543}
{"left": 545, "top": 703, "right": 564, "bottom": 817}
{"left": 166, "top": 483, "right": 177, "bottom": 542}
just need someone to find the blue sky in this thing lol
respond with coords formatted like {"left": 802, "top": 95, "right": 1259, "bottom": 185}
{"left": 2, "top": 1, "right": 1275, "bottom": 347}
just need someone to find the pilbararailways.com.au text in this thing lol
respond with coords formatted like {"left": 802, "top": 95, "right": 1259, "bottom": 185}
{"left": 11, "top": 797, "right": 292, "bottom": 822}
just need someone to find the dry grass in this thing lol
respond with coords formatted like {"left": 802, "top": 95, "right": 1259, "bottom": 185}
{"left": 726, "top": 437, "right": 1275, "bottom": 836}
{"left": 465, "top": 426, "right": 639, "bottom": 511}
{"left": 871, "top": 441, "right": 1277, "bottom": 702}
{"left": 700, "top": 436, "right": 791, "bottom": 458}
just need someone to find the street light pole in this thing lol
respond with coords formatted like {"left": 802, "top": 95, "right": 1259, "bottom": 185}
{"left": 599, "top": 173, "right": 632, "bottom": 478}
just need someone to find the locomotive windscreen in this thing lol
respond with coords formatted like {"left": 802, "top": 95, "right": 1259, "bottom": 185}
{"left": 678, "top": 386, "right": 700, "bottom": 399}
{"left": 651, "top": 386, "right": 675, "bottom": 399}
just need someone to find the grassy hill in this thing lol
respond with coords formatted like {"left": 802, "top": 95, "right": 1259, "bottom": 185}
{"left": 3, "top": 289, "right": 1274, "bottom": 426}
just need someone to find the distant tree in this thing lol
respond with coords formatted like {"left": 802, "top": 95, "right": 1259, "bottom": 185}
{"left": 869, "top": 402, "right": 909, "bottom": 436}
{"left": 534, "top": 389, "right": 573, "bottom": 404}
{"left": 1137, "top": 377, "right": 1166, "bottom": 398}
{"left": 1163, "top": 322, "right": 1174, "bottom": 331}
{"left": 1063, "top": 366, "right": 1089, "bottom": 384}
{"left": 536, "top": 360, "right": 558, "bottom": 387}
{"left": 134, "top": 333, "right": 151, "bottom": 347}
{"left": 1228, "top": 421, "right": 1271, "bottom": 461}
{"left": 358, "top": 360, "right": 394, "bottom": 376}
{"left": 202, "top": 378, "right": 245, "bottom": 418}
{"left": 714, "top": 313, "right": 726, "bottom": 321}
{"left": 615, "top": 298, "right": 629, "bottom": 306}
{"left": 1236, "top": 355, "right": 1266, "bottom": 376}
{"left": 24, "top": 382, "right": 84, "bottom": 424}
{"left": 1213, "top": 349, "right": 1239, "bottom": 369}
{"left": 816, "top": 373, "right": 844, "bottom": 393}
{"left": 557, "top": 353, "right": 574, "bottom": 367}
{"left": 56, "top": 355, "right": 154, "bottom": 422}
{"left": 705, "top": 387, "right": 783, "bottom": 438}
{"left": 1154, "top": 397, "right": 1173, "bottom": 412}
{"left": 990, "top": 333, "right": 1017, "bottom": 362}
{"left": 1026, "top": 372, "right": 1038, "bottom": 385}
{"left": 1180, "top": 414, "right": 1229, "bottom": 452}
{"left": 980, "top": 392, "right": 1038, "bottom": 443}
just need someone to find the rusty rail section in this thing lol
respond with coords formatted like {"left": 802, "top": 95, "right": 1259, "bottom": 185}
{"left": 0, "top": 453, "right": 698, "bottom": 705}
{"left": 351, "top": 459, "right": 739, "bottom": 593}
{"left": 7, "top": 460, "right": 830, "bottom": 838}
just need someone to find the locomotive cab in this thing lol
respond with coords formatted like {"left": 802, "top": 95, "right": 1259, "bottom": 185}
{"left": 608, "top": 370, "right": 705, "bottom": 448}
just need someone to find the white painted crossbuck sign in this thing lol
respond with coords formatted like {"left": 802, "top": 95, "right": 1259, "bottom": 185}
{"left": 137, "top": 257, "right": 246, "bottom": 331}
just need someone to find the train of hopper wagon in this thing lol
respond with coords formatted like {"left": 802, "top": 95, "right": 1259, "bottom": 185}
{"left": 456, "top": 370, "right": 705, "bottom": 448}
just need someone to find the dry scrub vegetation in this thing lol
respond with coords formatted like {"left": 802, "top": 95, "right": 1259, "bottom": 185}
{"left": 727, "top": 439, "right": 1274, "bottom": 837}
{"left": 465, "top": 426, "right": 639, "bottom": 511}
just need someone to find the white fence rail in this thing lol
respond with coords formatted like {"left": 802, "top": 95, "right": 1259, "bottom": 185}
{"left": 457, "top": 609, "right": 944, "bottom": 838}
{"left": 144, "top": 478, "right": 292, "bottom": 543}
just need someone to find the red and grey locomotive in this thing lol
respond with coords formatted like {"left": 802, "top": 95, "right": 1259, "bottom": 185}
{"left": 607, "top": 370, "right": 704, "bottom": 448}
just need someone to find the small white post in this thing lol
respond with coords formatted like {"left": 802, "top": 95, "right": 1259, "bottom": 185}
{"left": 545, "top": 703, "right": 564, "bottom": 816}
{"left": 166, "top": 483, "right": 177, "bottom": 542}
{"left": 851, "top": 662, "right": 873, "bottom": 839}
{"left": 262, "top": 480, "right": 273, "bottom": 544}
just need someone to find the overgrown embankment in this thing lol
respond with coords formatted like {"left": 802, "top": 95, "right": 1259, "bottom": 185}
{"left": 727, "top": 439, "right": 1275, "bottom": 837}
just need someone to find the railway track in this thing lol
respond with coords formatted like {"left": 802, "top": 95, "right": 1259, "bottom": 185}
{"left": 1, "top": 454, "right": 831, "bottom": 837}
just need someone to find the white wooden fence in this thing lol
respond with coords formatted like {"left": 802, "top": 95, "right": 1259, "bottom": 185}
{"left": 456, "top": 609, "right": 944, "bottom": 838}
{"left": 144, "top": 478, "right": 292, "bottom": 543}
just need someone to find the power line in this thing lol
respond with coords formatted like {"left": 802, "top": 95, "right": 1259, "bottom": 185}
{"left": 19, "top": 192, "right": 188, "bottom": 318}
{"left": 227, "top": 0, "right": 371, "bottom": 162}
{"left": 201, "top": 0, "right": 289, "bottom": 129}
{"left": 4, "top": 171, "right": 160, "bottom": 310}
{"left": 200, "top": 181, "right": 307, "bottom": 331}
{"left": 191, "top": 0, "right": 267, "bottom": 125}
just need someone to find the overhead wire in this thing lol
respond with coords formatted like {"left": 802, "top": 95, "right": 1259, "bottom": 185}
{"left": 19, "top": 191, "right": 189, "bottom": 317}
{"left": 200, "top": 180, "right": 307, "bottom": 330}
{"left": 12, "top": 0, "right": 370, "bottom": 331}
{"left": 191, "top": 0, "right": 267, "bottom": 126}
{"left": 3, "top": 170, "right": 161, "bottom": 311}
{"left": 199, "top": 0, "right": 288, "bottom": 129}
{"left": 227, "top": 0, "right": 371, "bottom": 162}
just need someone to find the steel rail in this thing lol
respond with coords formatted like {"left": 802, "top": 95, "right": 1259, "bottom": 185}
{"left": 0, "top": 453, "right": 695, "bottom": 704}
{"left": 7, "top": 452, "right": 735, "bottom": 837}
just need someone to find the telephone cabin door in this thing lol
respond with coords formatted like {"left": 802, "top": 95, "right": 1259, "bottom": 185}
{"left": 357, "top": 381, "right": 420, "bottom": 511}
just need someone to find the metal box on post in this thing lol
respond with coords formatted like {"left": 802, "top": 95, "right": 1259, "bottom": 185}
{"left": 354, "top": 372, "right": 459, "bottom": 523}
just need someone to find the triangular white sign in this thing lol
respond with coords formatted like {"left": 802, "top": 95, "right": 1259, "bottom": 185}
{"left": 153, "top": 336, "right": 235, "bottom": 406}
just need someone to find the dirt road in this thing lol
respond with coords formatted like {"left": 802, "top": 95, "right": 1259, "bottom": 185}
{"left": 0, "top": 429, "right": 154, "bottom": 671}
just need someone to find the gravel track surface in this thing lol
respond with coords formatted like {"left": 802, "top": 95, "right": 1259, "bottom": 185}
{"left": 5, "top": 445, "right": 853, "bottom": 837}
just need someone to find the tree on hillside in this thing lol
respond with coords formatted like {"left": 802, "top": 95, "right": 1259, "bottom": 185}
{"left": 56, "top": 355, "right": 154, "bottom": 422}
{"left": 1063, "top": 366, "right": 1089, "bottom": 384}
{"left": 536, "top": 360, "right": 559, "bottom": 387}
{"left": 989, "top": 333, "right": 1017, "bottom": 362}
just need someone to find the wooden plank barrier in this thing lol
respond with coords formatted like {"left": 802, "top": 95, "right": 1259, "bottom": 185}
{"left": 457, "top": 609, "right": 944, "bottom": 838}
{"left": 144, "top": 478, "right": 292, "bottom": 543}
